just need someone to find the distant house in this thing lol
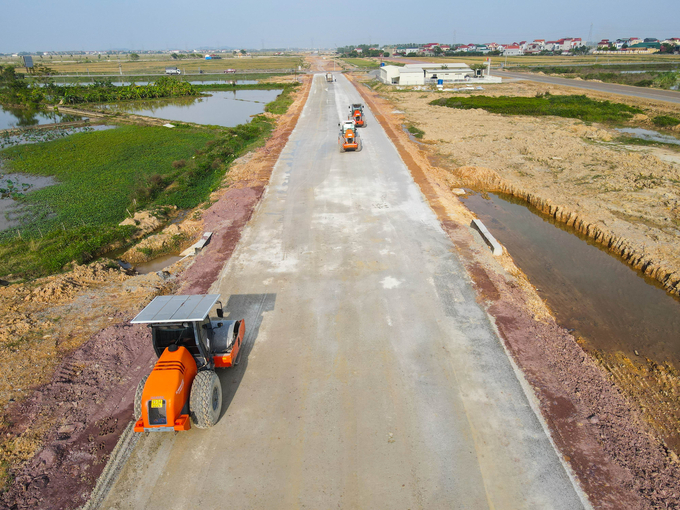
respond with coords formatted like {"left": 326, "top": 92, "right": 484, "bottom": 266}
{"left": 503, "top": 44, "right": 523, "bottom": 56}
{"left": 524, "top": 42, "right": 544, "bottom": 54}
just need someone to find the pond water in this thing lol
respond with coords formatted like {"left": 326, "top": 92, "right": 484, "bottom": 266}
{"left": 93, "top": 89, "right": 282, "bottom": 127}
{"left": 0, "top": 105, "right": 81, "bottom": 130}
{"left": 0, "top": 173, "right": 58, "bottom": 232}
{"left": 462, "top": 192, "right": 680, "bottom": 370}
{"left": 616, "top": 127, "right": 680, "bottom": 146}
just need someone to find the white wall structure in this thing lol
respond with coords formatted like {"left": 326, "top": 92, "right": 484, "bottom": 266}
{"left": 378, "top": 63, "right": 477, "bottom": 86}
{"left": 379, "top": 65, "right": 401, "bottom": 85}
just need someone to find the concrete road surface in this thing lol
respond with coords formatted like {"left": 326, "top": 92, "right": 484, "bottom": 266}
{"left": 102, "top": 74, "right": 587, "bottom": 509}
{"left": 501, "top": 71, "right": 680, "bottom": 104}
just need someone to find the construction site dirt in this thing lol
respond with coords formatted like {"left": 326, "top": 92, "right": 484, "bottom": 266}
{"left": 0, "top": 62, "right": 679, "bottom": 510}
{"left": 349, "top": 73, "right": 680, "bottom": 509}
{"left": 0, "top": 76, "right": 311, "bottom": 509}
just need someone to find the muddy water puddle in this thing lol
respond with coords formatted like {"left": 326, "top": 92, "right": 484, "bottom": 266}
{"left": 133, "top": 254, "right": 183, "bottom": 274}
{"left": 616, "top": 127, "right": 680, "bottom": 146}
{"left": 462, "top": 192, "right": 680, "bottom": 369}
{"left": 94, "top": 89, "right": 282, "bottom": 127}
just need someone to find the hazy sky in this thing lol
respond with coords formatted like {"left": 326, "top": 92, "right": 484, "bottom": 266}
{"left": 1, "top": 0, "right": 678, "bottom": 53}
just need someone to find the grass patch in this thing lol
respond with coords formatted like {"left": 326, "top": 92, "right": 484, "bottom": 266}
{"left": 653, "top": 115, "right": 680, "bottom": 128}
{"left": 341, "top": 58, "right": 380, "bottom": 69}
{"left": 0, "top": 115, "right": 277, "bottom": 279}
{"left": 430, "top": 93, "right": 643, "bottom": 123}
{"left": 406, "top": 125, "right": 425, "bottom": 139}
{"left": 264, "top": 83, "right": 300, "bottom": 115}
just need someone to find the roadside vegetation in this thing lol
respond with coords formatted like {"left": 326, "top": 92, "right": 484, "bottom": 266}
{"left": 0, "top": 115, "right": 278, "bottom": 279}
{"left": 264, "top": 82, "right": 300, "bottom": 114}
{"left": 406, "top": 125, "right": 425, "bottom": 138}
{"left": 430, "top": 93, "right": 643, "bottom": 123}
{"left": 652, "top": 114, "right": 680, "bottom": 128}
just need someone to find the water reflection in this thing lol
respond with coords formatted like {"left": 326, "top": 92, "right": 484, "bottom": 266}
{"left": 93, "top": 89, "right": 282, "bottom": 127}
{"left": 462, "top": 191, "right": 680, "bottom": 369}
{"left": 0, "top": 105, "right": 81, "bottom": 130}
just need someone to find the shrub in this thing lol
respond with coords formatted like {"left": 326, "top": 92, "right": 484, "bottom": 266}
{"left": 171, "top": 159, "right": 186, "bottom": 168}
{"left": 430, "top": 94, "right": 643, "bottom": 123}
{"left": 652, "top": 115, "right": 680, "bottom": 128}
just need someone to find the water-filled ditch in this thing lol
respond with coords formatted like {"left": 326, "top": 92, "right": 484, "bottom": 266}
{"left": 462, "top": 191, "right": 680, "bottom": 369}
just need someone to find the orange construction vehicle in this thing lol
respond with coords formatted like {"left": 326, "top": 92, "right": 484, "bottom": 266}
{"left": 131, "top": 294, "right": 245, "bottom": 432}
{"left": 348, "top": 103, "right": 366, "bottom": 127}
{"left": 339, "top": 120, "right": 362, "bottom": 152}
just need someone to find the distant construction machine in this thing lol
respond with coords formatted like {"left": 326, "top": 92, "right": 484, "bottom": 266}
{"left": 349, "top": 103, "right": 366, "bottom": 127}
{"left": 131, "top": 294, "right": 245, "bottom": 432}
{"left": 338, "top": 120, "right": 362, "bottom": 152}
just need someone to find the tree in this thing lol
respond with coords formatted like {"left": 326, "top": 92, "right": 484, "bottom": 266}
{"left": 660, "top": 43, "right": 675, "bottom": 54}
{"left": 130, "top": 53, "right": 140, "bottom": 61}
{"left": 240, "top": 49, "right": 247, "bottom": 55}
{"left": 433, "top": 46, "right": 443, "bottom": 56}
{"left": 171, "top": 53, "right": 179, "bottom": 60}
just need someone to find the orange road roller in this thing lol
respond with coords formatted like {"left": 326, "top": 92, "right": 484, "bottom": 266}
{"left": 349, "top": 103, "right": 366, "bottom": 127}
{"left": 131, "top": 294, "right": 245, "bottom": 432}
{"left": 339, "top": 120, "right": 362, "bottom": 152}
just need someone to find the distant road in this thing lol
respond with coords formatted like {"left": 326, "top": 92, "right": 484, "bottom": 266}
{"left": 500, "top": 71, "right": 680, "bottom": 104}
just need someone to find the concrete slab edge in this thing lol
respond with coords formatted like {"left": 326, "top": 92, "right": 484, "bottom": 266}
{"left": 80, "top": 421, "right": 140, "bottom": 510}
{"left": 485, "top": 312, "right": 593, "bottom": 510}
{"left": 471, "top": 219, "right": 503, "bottom": 256}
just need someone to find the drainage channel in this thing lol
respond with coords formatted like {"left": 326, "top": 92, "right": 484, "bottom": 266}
{"left": 462, "top": 191, "right": 680, "bottom": 370}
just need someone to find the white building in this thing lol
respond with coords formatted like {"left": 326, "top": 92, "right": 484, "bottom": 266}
{"left": 379, "top": 63, "right": 476, "bottom": 86}
{"left": 503, "top": 45, "right": 523, "bottom": 56}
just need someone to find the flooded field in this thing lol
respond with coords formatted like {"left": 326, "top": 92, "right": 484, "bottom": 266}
{"left": 0, "top": 105, "right": 81, "bottom": 130}
{"left": 0, "top": 173, "right": 58, "bottom": 231}
{"left": 462, "top": 191, "right": 680, "bottom": 369}
{"left": 93, "top": 89, "right": 281, "bottom": 127}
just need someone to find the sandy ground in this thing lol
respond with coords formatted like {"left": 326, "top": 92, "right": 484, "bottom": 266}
{"left": 348, "top": 73, "right": 680, "bottom": 509}
{"left": 0, "top": 76, "right": 312, "bottom": 509}
{"left": 384, "top": 81, "right": 680, "bottom": 297}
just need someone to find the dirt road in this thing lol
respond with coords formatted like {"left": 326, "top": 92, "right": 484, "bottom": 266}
{"left": 101, "top": 74, "right": 586, "bottom": 509}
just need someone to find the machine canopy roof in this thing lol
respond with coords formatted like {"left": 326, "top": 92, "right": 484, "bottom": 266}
{"left": 131, "top": 294, "right": 220, "bottom": 324}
